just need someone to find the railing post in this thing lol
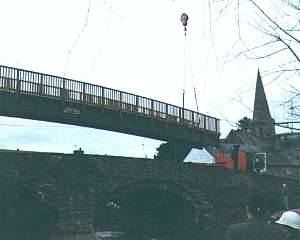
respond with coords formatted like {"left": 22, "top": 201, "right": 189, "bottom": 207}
{"left": 192, "top": 111, "right": 194, "bottom": 125}
{"left": 82, "top": 83, "right": 86, "bottom": 104}
{"left": 119, "top": 92, "right": 122, "bottom": 110}
{"left": 151, "top": 99, "right": 154, "bottom": 116}
{"left": 204, "top": 115, "right": 207, "bottom": 130}
{"left": 101, "top": 87, "right": 105, "bottom": 105}
{"left": 136, "top": 96, "right": 139, "bottom": 115}
{"left": 61, "top": 79, "right": 66, "bottom": 100}
{"left": 0, "top": 66, "right": 3, "bottom": 89}
{"left": 61, "top": 79, "right": 66, "bottom": 108}
{"left": 16, "top": 69, "right": 20, "bottom": 91}
{"left": 14, "top": 69, "right": 20, "bottom": 101}
{"left": 118, "top": 91, "right": 122, "bottom": 117}
{"left": 39, "top": 74, "right": 43, "bottom": 104}
{"left": 165, "top": 103, "right": 168, "bottom": 119}
{"left": 180, "top": 108, "right": 182, "bottom": 121}
{"left": 82, "top": 83, "right": 86, "bottom": 114}
{"left": 39, "top": 74, "right": 43, "bottom": 96}
{"left": 4, "top": 67, "right": 9, "bottom": 90}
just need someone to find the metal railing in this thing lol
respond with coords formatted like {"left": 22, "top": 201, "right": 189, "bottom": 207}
{"left": 0, "top": 65, "right": 220, "bottom": 134}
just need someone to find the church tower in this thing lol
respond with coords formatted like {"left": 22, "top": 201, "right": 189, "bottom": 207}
{"left": 252, "top": 69, "right": 275, "bottom": 139}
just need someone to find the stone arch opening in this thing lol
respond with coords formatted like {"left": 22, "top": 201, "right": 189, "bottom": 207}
{"left": 3, "top": 184, "right": 59, "bottom": 240}
{"left": 96, "top": 180, "right": 208, "bottom": 238}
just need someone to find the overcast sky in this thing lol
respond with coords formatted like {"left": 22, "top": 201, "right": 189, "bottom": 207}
{"left": 0, "top": 0, "right": 293, "bottom": 157}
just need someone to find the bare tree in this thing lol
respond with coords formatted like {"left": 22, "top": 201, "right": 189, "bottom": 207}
{"left": 208, "top": 0, "right": 300, "bottom": 128}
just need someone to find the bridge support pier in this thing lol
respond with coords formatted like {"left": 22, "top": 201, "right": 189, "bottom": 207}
{"left": 50, "top": 193, "right": 97, "bottom": 240}
{"left": 50, "top": 191, "right": 97, "bottom": 240}
{"left": 50, "top": 159, "right": 97, "bottom": 240}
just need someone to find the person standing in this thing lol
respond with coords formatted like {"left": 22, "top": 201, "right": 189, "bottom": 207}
{"left": 282, "top": 184, "right": 289, "bottom": 210}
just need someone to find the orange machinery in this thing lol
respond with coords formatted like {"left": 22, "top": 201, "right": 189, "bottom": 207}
{"left": 215, "top": 148, "right": 247, "bottom": 171}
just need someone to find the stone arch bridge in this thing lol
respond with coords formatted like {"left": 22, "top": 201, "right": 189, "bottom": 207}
{"left": 0, "top": 150, "right": 299, "bottom": 239}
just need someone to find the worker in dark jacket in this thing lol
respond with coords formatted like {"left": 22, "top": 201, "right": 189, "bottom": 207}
{"left": 223, "top": 193, "right": 284, "bottom": 240}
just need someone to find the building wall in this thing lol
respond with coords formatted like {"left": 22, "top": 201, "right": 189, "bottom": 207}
{"left": 266, "top": 165, "right": 300, "bottom": 180}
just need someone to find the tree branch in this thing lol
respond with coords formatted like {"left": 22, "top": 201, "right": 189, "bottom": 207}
{"left": 249, "top": 0, "right": 300, "bottom": 45}
{"left": 276, "top": 35, "right": 300, "bottom": 64}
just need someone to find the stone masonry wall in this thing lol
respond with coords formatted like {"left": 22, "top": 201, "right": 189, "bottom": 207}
{"left": 0, "top": 150, "right": 299, "bottom": 239}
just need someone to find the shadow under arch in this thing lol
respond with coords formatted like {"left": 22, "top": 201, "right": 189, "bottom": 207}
{"left": 107, "top": 179, "right": 201, "bottom": 208}
{"left": 3, "top": 184, "right": 59, "bottom": 240}
{"left": 95, "top": 179, "right": 209, "bottom": 238}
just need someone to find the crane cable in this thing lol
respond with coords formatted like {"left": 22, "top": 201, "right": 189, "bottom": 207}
{"left": 181, "top": 13, "right": 199, "bottom": 113}
{"left": 64, "top": 0, "right": 91, "bottom": 77}
{"left": 185, "top": 35, "right": 199, "bottom": 112}
{"left": 183, "top": 31, "right": 186, "bottom": 110}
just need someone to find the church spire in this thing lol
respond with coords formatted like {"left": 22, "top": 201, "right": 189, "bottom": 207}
{"left": 253, "top": 69, "right": 272, "bottom": 121}
{"left": 252, "top": 69, "right": 275, "bottom": 138}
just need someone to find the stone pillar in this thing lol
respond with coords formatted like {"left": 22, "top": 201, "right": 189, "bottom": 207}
{"left": 51, "top": 188, "right": 96, "bottom": 240}
{"left": 50, "top": 159, "right": 97, "bottom": 240}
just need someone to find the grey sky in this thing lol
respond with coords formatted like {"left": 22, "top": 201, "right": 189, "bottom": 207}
{"left": 0, "top": 0, "right": 294, "bottom": 156}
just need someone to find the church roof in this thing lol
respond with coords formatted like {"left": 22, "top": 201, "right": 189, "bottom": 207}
{"left": 224, "top": 129, "right": 263, "bottom": 152}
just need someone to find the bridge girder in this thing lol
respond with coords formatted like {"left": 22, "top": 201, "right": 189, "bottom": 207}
{"left": 0, "top": 92, "right": 219, "bottom": 147}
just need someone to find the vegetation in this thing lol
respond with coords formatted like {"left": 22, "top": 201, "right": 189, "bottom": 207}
{"left": 154, "top": 142, "right": 192, "bottom": 162}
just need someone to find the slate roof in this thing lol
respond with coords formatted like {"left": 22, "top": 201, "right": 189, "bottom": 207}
{"left": 222, "top": 129, "right": 300, "bottom": 165}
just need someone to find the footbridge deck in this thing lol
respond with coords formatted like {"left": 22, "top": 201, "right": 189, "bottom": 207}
{"left": 0, "top": 65, "right": 220, "bottom": 147}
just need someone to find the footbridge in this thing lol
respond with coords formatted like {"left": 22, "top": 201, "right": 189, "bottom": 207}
{"left": 0, "top": 65, "right": 220, "bottom": 147}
